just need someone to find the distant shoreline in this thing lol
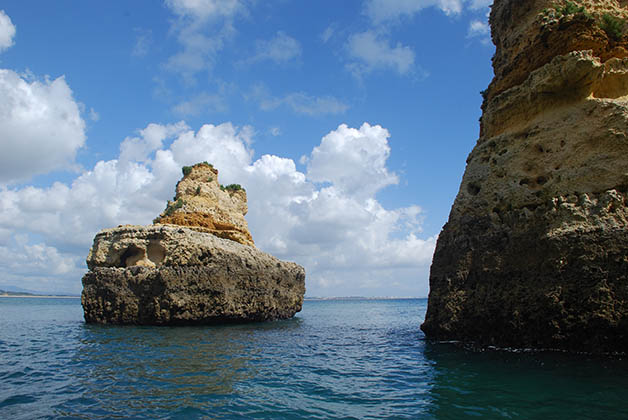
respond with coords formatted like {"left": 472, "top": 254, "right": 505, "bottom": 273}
{"left": 0, "top": 294, "right": 80, "bottom": 299}
{"left": 304, "top": 296, "right": 425, "bottom": 301}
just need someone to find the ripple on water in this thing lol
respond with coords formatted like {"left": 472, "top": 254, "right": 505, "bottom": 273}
{"left": 1, "top": 298, "right": 628, "bottom": 419}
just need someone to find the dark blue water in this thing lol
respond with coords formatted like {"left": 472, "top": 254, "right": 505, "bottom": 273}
{"left": 1, "top": 298, "right": 628, "bottom": 419}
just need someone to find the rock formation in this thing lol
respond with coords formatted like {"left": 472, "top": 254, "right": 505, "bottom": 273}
{"left": 153, "top": 162, "right": 254, "bottom": 247}
{"left": 422, "top": 0, "right": 628, "bottom": 354}
{"left": 82, "top": 163, "right": 305, "bottom": 324}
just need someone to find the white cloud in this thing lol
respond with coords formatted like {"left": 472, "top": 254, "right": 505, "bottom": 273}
{"left": 346, "top": 31, "right": 415, "bottom": 76}
{"left": 0, "top": 10, "right": 16, "bottom": 52}
{"left": 248, "top": 84, "right": 349, "bottom": 116}
{"left": 119, "top": 121, "right": 189, "bottom": 163}
{"left": 306, "top": 123, "right": 398, "bottom": 199}
{"left": 320, "top": 25, "right": 335, "bottom": 43}
{"left": 366, "top": 0, "right": 464, "bottom": 23}
{"left": 89, "top": 107, "right": 100, "bottom": 121}
{"left": 365, "top": 0, "right": 493, "bottom": 24}
{"left": 467, "top": 19, "right": 490, "bottom": 41}
{"left": 164, "top": 0, "right": 245, "bottom": 82}
{"left": 132, "top": 28, "right": 152, "bottom": 57}
{"left": 245, "top": 31, "right": 301, "bottom": 65}
{"left": 0, "top": 122, "right": 435, "bottom": 296}
{"left": 172, "top": 92, "right": 228, "bottom": 116}
{"left": 0, "top": 70, "right": 86, "bottom": 184}
{"left": 469, "top": 0, "right": 492, "bottom": 9}
{"left": 269, "top": 126, "right": 281, "bottom": 136}
{"left": 165, "top": 0, "right": 244, "bottom": 21}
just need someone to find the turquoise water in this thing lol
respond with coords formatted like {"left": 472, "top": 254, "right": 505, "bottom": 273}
{"left": 1, "top": 298, "right": 628, "bottom": 419}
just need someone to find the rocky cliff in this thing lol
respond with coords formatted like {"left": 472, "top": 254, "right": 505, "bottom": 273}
{"left": 82, "top": 163, "right": 305, "bottom": 324}
{"left": 421, "top": 0, "right": 628, "bottom": 354}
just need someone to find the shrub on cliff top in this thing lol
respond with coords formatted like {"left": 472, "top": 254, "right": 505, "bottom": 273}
{"left": 601, "top": 13, "right": 625, "bottom": 41}
{"left": 182, "top": 166, "right": 193, "bottom": 177}
{"left": 221, "top": 184, "right": 244, "bottom": 192}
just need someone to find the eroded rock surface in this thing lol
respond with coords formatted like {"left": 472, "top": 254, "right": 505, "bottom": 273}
{"left": 82, "top": 165, "right": 305, "bottom": 324}
{"left": 153, "top": 162, "right": 254, "bottom": 246}
{"left": 422, "top": 0, "right": 628, "bottom": 354}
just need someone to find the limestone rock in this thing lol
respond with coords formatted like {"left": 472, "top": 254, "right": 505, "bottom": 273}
{"left": 82, "top": 164, "right": 305, "bottom": 324}
{"left": 422, "top": 0, "right": 628, "bottom": 354}
{"left": 82, "top": 225, "right": 305, "bottom": 324}
{"left": 153, "top": 162, "right": 254, "bottom": 246}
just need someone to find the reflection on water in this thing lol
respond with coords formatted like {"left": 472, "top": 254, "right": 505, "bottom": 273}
{"left": 2, "top": 297, "right": 628, "bottom": 419}
{"left": 65, "top": 320, "right": 303, "bottom": 417}
{"left": 423, "top": 341, "right": 628, "bottom": 419}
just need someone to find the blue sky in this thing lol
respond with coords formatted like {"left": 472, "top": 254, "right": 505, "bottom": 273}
{"left": 0, "top": 0, "right": 494, "bottom": 296}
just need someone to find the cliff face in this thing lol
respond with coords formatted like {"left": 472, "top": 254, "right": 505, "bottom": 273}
{"left": 82, "top": 163, "right": 305, "bottom": 324}
{"left": 422, "top": 0, "right": 628, "bottom": 353}
{"left": 153, "top": 162, "right": 254, "bottom": 247}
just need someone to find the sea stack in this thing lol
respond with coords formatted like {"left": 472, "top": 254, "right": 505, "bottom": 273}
{"left": 81, "top": 162, "right": 305, "bottom": 324}
{"left": 422, "top": 0, "right": 628, "bottom": 353}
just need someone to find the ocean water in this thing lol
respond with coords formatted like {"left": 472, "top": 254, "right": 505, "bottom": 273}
{"left": 1, "top": 298, "right": 628, "bottom": 419}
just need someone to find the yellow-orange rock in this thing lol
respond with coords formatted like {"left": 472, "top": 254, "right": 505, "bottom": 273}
{"left": 153, "top": 162, "right": 254, "bottom": 247}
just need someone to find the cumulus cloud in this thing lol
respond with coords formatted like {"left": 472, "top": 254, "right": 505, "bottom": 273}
{"left": 0, "top": 122, "right": 435, "bottom": 296}
{"left": 0, "top": 10, "right": 16, "bottom": 52}
{"left": 244, "top": 31, "right": 301, "bottom": 65}
{"left": 0, "top": 70, "right": 86, "bottom": 184}
{"left": 306, "top": 124, "right": 398, "bottom": 199}
{"left": 248, "top": 84, "right": 349, "bottom": 116}
{"left": 346, "top": 31, "right": 415, "bottom": 76}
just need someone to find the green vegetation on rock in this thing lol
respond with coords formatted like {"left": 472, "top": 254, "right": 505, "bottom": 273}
{"left": 163, "top": 199, "right": 184, "bottom": 217}
{"left": 601, "top": 13, "right": 626, "bottom": 40}
{"left": 220, "top": 184, "right": 244, "bottom": 192}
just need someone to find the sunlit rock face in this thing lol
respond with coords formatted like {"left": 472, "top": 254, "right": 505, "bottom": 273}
{"left": 81, "top": 164, "right": 305, "bottom": 324}
{"left": 422, "top": 0, "right": 628, "bottom": 354}
{"left": 153, "top": 162, "right": 254, "bottom": 247}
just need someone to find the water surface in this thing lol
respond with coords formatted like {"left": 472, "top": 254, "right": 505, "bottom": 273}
{"left": 1, "top": 297, "right": 627, "bottom": 419}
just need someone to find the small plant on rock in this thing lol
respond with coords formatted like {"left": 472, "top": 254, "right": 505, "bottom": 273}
{"left": 163, "top": 198, "right": 184, "bottom": 217}
{"left": 224, "top": 184, "right": 244, "bottom": 191}
{"left": 601, "top": 13, "right": 626, "bottom": 41}
{"left": 182, "top": 166, "right": 193, "bottom": 177}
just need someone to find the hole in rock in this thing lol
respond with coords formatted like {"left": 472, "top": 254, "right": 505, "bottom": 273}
{"left": 147, "top": 242, "right": 166, "bottom": 265}
{"left": 121, "top": 245, "right": 146, "bottom": 267}
{"left": 467, "top": 182, "right": 481, "bottom": 196}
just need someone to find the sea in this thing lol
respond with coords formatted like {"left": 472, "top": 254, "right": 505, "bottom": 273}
{"left": 1, "top": 297, "right": 628, "bottom": 419}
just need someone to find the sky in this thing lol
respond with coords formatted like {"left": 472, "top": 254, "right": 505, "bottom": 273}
{"left": 0, "top": 0, "right": 494, "bottom": 297}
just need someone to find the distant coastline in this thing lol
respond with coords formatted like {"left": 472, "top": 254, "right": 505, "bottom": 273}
{"left": 0, "top": 290, "right": 80, "bottom": 299}
{"left": 304, "top": 296, "right": 424, "bottom": 301}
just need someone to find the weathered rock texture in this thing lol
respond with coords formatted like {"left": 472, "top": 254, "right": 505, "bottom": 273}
{"left": 422, "top": 0, "right": 628, "bottom": 354}
{"left": 153, "top": 162, "right": 254, "bottom": 246}
{"left": 82, "top": 164, "right": 305, "bottom": 324}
